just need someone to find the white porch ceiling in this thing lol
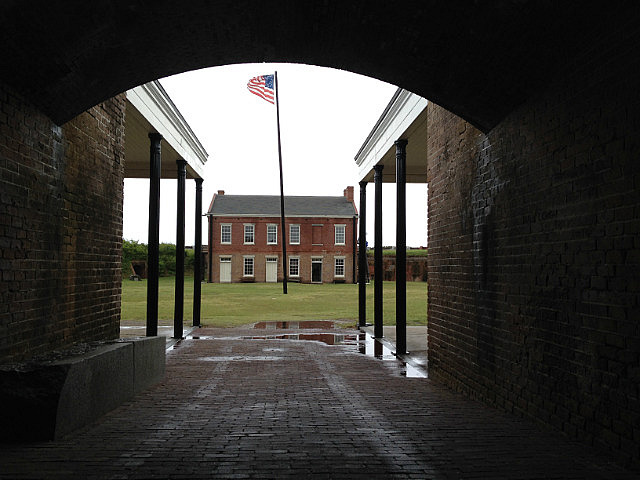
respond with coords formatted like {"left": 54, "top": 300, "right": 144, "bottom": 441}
{"left": 355, "top": 89, "right": 427, "bottom": 184}
{"left": 124, "top": 81, "right": 208, "bottom": 180}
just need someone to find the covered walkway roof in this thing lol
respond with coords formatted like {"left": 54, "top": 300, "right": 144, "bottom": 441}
{"left": 124, "top": 81, "right": 208, "bottom": 180}
{"left": 355, "top": 88, "right": 427, "bottom": 183}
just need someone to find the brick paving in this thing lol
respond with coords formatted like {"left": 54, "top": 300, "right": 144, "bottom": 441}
{"left": 0, "top": 325, "right": 635, "bottom": 479}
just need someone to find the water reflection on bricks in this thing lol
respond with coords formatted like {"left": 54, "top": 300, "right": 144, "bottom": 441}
{"left": 1, "top": 322, "right": 634, "bottom": 479}
{"left": 188, "top": 321, "right": 427, "bottom": 378}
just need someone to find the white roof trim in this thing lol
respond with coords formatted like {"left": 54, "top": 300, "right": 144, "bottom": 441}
{"left": 354, "top": 88, "right": 427, "bottom": 180}
{"left": 126, "top": 80, "right": 208, "bottom": 179}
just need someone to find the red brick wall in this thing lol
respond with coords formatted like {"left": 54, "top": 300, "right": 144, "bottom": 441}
{"left": 426, "top": 26, "right": 640, "bottom": 467}
{"left": 0, "top": 82, "right": 124, "bottom": 363}
{"left": 209, "top": 215, "right": 356, "bottom": 283}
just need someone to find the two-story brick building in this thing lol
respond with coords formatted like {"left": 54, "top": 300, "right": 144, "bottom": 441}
{"left": 207, "top": 187, "right": 358, "bottom": 284}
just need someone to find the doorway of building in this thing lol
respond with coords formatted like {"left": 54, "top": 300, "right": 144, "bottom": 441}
{"left": 311, "top": 258, "right": 323, "bottom": 283}
{"left": 265, "top": 257, "right": 278, "bottom": 283}
{"left": 220, "top": 256, "right": 231, "bottom": 283}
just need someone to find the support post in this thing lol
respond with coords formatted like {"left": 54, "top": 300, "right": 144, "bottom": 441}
{"left": 207, "top": 215, "right": 213, "bottom": 283}
{"left": 174, "top": 159, "right": 187, "bottom": 339}
{"left": 358, "top": 181, "right": 367, "bottom": 328}
{"left": 395, "top": 139, "right": 408, "bottom": 355}
{"left": 352, "top": 216, "right": 357, "bottom": 285}
{"left": 146, "top": 133, "right": 162, "bottom": 337}
{"left": 373, "top": 165, "right": 384, "bottom": 338}
{"left": 193, "top": 178, "right": 203, "bottom": 327}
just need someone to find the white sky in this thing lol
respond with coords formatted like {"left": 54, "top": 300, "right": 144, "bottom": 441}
{"left": 123, "top": 63, "right": 428, "bottom": 248}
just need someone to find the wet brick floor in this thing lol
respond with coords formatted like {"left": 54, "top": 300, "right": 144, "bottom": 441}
{"left": 0, "top": 325, "right": 635, "bottom": 479}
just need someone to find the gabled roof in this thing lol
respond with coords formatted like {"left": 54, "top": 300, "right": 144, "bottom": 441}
{"left": 208, "top": 194, "right": 357, "bottom": 218}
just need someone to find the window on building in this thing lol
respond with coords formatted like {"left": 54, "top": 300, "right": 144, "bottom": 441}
{"left": 267, "top": 224, "right": 278, "bottom": 244}
{"left": 243, "top": 256, "right": 254, "bottom": 277}
{"left": 334, "top": 257, "right": 345, "bottom": 277}
{"left": 221, "top": 224, "right": 231, "bottom": 244}
{"left": 289, "top": 257, "right": 299, "bottom": 277}
{"left": 335, "top": 225, "right": 346, "bottom": 245}
{"left": 289, "top": 224, "right": 300, "bottom": 245}
{"left": 244, "top": 224, "right": 254, "bottom": 244}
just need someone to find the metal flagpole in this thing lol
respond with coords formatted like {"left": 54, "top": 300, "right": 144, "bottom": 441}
{"left": 274, "top": 71, "right": 288, "bottom": 294}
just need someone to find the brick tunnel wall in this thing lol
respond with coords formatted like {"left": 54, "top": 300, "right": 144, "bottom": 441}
{"left": 426, "top": 26, "right": 640, "bottom": 466}
{"left": 0, "top": 82, "right": 124, "bottom": 363}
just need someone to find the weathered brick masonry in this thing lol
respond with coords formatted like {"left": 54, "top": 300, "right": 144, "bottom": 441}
{"left": 0, "top": 82, "right": 124, "bottom": 363}
{"left": 426, "top": 25, "right": 640, "bottom": 467}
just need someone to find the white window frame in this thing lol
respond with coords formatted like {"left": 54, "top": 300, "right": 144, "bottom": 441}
{"left": 289, "top": 224, "right": 300, "bottom": 245}
{"left": 244, "top": 224, "right": 255, "bottom": 245}
{"left": 289, "top": 256, "right": 300, "bottom": 277}
{"left": 220, "top": 223, "right": 232, "bottom": 244}
{"left": 334, "top": 257, "right": 345, "bottom": 278}
{"left": 335, "top": 224, "right": 346, "bottom": 245}
{"left": 267, "top": 224, "right": 278, "bottom": 245}
{"left": 243, "top": 255, "right": 255, "bottom": 277}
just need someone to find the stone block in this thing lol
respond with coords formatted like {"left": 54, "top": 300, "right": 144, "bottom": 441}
{"left": 54, "top": 342, "right": 133, "bottom": 439}
{"left": 121, "top": 336, "right": 166, "bottom": 394}
{"left": 0, "top": 336, "right": 165, "bottom": 442}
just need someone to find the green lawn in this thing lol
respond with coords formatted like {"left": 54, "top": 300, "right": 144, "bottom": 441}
{"left": 121, "top": 277, "right": 427, "bottom": 327}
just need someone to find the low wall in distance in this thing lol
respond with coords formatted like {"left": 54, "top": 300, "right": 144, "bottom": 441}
{"left": 367, "top": 256, "right": 428, "bottom": 282}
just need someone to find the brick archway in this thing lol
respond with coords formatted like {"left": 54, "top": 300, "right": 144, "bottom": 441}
{"left": 0, "top": 1, "right": 617, "bottom": 131}
{"left": 2, "top": 1, "right": 640, "bottom": 469}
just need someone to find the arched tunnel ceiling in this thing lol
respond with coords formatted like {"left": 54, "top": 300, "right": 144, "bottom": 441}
{"left": 0, "top": 1, "right": 624, "bottom": 132}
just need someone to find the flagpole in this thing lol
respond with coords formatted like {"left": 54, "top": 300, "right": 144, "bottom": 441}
{"left": 274, "top": 71, "right": 288, "bottom": 294}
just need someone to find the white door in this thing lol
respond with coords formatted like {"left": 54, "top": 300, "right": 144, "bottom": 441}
{"left": 220, "top": 257, "right": 231, "bottom": 283}
{"left": 266, "top": 257, "right": 278, "bottom": 283}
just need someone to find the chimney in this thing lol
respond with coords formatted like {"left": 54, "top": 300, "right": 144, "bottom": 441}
{"left": 343, "top": 186, "right": 354, "bottom": 203}
{"left": 217, "top": 190, "right": 225, "bottom": 195}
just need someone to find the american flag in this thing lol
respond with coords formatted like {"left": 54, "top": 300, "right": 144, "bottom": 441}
{"left": 247, "top": 75, "right": 275, "bottom": 104}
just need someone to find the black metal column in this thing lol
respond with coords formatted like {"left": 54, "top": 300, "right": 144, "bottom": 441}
{"left": 358, "top": 181, "right": 367, "bottom": 328}
{"left": 146, "top": 133, "right": 162, "bottom": 337}
{"left": 193, "top": 178, "right": 203, "bottom": 327}
{"left": 207, "top": 216, "right": 213, "bottom": 283}
{"left": 352, "top": 215, "right": 357, "bottom": 285}
{"left": 373, "top": 164, "right": 384, "bottom": 338}
{"left": 174, "top": 159, "right": 186, "bottom": 339}
{"left": 395, "top": 139, "right": 408, "bottom": 355}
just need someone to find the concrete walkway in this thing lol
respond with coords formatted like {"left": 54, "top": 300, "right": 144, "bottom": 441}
{"left": 0, "top": 324, "right": 634, "bottom": 479}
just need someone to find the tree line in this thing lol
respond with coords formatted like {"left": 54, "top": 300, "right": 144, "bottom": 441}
{"left": 122, "top": 239, "right": 196, "bottom": 277}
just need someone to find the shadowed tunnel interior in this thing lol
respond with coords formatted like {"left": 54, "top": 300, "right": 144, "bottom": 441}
{"left": 0, "top": 0, "right": 619, "bottom": 131}
{"left": 1, "top": 0, "right": 639, "bottom": 471}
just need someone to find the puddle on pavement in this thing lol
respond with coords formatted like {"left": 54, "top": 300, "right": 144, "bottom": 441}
{"left": 189, "top": 322, "right": 427, "bottom": 378}
{"left": 241, "top": 333, "right": 361, "bottom": 346}
{"left": 199, "top": 355, "right": 285, "bottom": 362}
{"left": 253, "top": 320, "right": 337, "bottom": 330}
{"left": 357, "top": 333, "right": 427, "bottom": 378}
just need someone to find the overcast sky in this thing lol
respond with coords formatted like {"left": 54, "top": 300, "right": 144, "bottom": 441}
{"left": 123, "top": 63, "right": 428, "bottom": 247}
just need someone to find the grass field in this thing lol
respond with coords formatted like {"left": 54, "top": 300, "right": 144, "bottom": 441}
{"left": 121, "top": 277, "right": 427, "bottom": 327}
